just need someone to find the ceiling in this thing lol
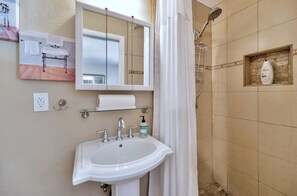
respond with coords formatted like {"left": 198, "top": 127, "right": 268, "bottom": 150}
{"left": 196, "top": 0, "right": 223, "bottom": 8}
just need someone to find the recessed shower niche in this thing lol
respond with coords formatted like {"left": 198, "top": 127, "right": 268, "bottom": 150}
{"left": 244, "top": 44, "right": 293, "bottom": 86}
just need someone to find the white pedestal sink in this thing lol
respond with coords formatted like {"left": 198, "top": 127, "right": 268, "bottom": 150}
{"left": 72, "top": 134, "right": 173, "bottom": 196}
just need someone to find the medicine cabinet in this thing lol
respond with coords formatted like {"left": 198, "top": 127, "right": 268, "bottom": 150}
{"left": 75, "top": 0, "right": 154, "bottom": 91}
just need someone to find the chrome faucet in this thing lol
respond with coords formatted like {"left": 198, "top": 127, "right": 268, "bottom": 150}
{"left": 116, "top": 117, "right": 125, "bottom": 140}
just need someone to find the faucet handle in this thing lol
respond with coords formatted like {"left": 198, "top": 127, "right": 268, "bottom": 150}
{"left": 128, "top": 126, "right": 138, "bottom": 139}
{"left": 96, "top": 129, "right": 109, "bottom": 143}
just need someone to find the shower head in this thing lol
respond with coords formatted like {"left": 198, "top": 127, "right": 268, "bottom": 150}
{"left": 195, "top": 7, "right": 222, "bottom": 40}
{"left": 208, "top": 7, "right": 222, "bottom": 21}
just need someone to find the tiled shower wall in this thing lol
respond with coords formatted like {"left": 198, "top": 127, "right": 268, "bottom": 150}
{"left": 192, "top": 1, "right": 213, "bottom": 186}
{"left": 212, "top": 0, "right": 297, "bottom": 195}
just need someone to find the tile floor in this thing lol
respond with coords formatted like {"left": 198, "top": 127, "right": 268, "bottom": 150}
{"left": 199, "top": 182, "right": 232, "bottom": 196}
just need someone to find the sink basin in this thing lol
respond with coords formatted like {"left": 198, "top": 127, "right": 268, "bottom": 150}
{"left": 91, "top": 141, "right": 157, "bottom": 165}
{"left": 72, "top": 134, "right": 173, "bottom": 186}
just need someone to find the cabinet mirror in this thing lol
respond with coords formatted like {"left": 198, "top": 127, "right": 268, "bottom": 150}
{"left": 76, "top": 1, "right": 154, "bottom": 91}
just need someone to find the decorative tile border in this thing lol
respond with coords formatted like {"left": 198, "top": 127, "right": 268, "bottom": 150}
{"left": 203, "top": 48, "right": 297, "bottom": 71}
{"left": 128, "top": 70, "right": 144, "bottom": 75}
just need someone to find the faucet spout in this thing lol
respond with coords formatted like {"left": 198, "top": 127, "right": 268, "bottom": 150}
{"left": 116, "top": 117, "right": 125, "bottom": 140}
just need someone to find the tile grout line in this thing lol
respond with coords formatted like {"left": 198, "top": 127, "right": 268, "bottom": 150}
{"left": 258, "top": 182, "right": 288, "bottom": 196}
{"left": 256, "top": 0, "right": 260, "bottom": 195}
{"left": 226, "top": 0, "right": 229, "bottom": 192}
{"left": 259, "top": 151, "right": 297, "bottom": 168}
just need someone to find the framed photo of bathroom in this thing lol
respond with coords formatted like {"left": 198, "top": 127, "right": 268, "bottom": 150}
{"left": 0, "top": 0, "right": 19, "bottom": 42}
{"left": 18, "top": 30, "right": 75, "bottom": 81}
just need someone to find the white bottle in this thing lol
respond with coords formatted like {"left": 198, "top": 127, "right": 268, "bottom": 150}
{"left": 139, "top": 116, "right": 148, "bottom": 138}
{"left": 261, "top": 59, "right": 274, "bottom": 85}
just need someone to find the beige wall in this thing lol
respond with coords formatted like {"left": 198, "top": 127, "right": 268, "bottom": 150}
{"left": 0, "top": 0, "right": 152, "bottom": 195}
{"left": 212, "top": 0, "right": 297, "bottom": 195}
{"left": 192, "top": 0, "right": 213, "bottom": 187}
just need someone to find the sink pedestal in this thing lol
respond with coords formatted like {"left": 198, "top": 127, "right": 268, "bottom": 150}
{"left": 111, "top": 179, "right": 140, "bottom": 196}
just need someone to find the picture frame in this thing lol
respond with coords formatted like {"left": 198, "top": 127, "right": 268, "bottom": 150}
{"left": 0, "top": 0, "right": 19, "bottom": 42}
{"left": 19, "top": 31, "right": 75, "bottom": 81}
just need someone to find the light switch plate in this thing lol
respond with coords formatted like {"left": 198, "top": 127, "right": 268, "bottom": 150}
{"left": 33, "top": 93, "right": 49, "bottom": 112}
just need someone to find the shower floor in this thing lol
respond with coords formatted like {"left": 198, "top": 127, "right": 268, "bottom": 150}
{"left": 199, "top": 182, "right": 232, "bottom": 196}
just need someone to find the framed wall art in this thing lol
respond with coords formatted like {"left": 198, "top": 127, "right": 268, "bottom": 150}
{"left": 0, "top": 0, "right": 19, "bottom": 42}
{"left": 19, "top": 31, "right": 75, "bottom": 81}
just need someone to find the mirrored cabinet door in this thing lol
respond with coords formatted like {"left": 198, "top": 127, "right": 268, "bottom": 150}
{"left": 75, "top": 0, "right": 154, "bottom": 91}
{"left": 82, "top": 11, "right": 107, "bottom": 86}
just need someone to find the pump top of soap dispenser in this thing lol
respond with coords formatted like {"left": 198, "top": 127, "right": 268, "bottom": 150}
{"left": 140, "top": 116, "right": 146, "bottom": 123}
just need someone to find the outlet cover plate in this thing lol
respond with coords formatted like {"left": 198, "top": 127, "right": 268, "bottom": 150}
{"left": 33, "top": 93, "right": 49, "bottom": 112}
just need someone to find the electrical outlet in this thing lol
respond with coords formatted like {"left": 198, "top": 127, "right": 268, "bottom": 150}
{"left": 33, "top": 93, "right": 49, "bottom": 112}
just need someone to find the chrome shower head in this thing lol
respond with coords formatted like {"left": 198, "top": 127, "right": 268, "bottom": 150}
{"left": 208, "top": 7, "right": 222, "bottom": 21}
{"left": 195, "top": 7, "right": 222, "bottom": 39}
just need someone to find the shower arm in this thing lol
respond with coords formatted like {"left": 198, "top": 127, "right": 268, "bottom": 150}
{"left": 198, "top": 20, "right": 209, "bottom": 38}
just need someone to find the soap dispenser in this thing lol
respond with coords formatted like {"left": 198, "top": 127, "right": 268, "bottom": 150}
{"left": 261, "top": 58, "right": 274, "bottom": 85}
{"left": 139, "top": 116, "right": 148, "bottom": 138}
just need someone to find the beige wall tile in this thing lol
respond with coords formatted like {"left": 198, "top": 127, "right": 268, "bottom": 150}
{"left": 213, "top": 115, "right": 228, "bottom": 140}
{"left": 212, "top": 138, "right": 228, "bottom": 189}
{"left": 203, "top": 70, "right": 212, "bottom": 92}
{"left": 259, "top": 0, "right": 297, "bottom": 31}
{"left": 227, "top": 0, "right": 257, "bottom": 17}
{"left": 213, "top": 92, "right": 227, "bottom": 116}
{"left": 212, "top": 69, "right": 219, "bottom": 92}
{"left": 212, "top": 44, "right": 227, "bottom": 66}
{"left": 227, "top": 65, "right": 257, "bottom": 92}
{"left": 207, "top": 47, "right": 212, "bottom": 67}
{"left": 197, "top": 92, "right": 212, "bottom": 117}
{"left": 228, "top": 117, "right": 258, "bottom": 150}
{"left": 198, "top": 136, "right": 213, "bottom": 163}
{"left": 198, "top": 160, "right": 213, "bottom": 186}
{"left": 228, "top": 167, "right": 258, "bottom": 196}
{"left": 213, "top": 0, "right": 226, "bottom": 25}
{"left": 259, "top": 123, "right": 290, "bottom": 161}
{"left": 211, "top": 0, "right": 297, "bottom": 195}
{"left": 259, "top": 92, "right": 290, "bottom": 125}
{"left": 228, "top": 92, "right": 258, "bottom": 121}
{"left": 212, "top": 68, "right": 227, "bottom": 92}
{"left": 197, "top": 116, "right": 212, "bottom": 138}
{"left": 259, "top": 153, "right": 297, "bottom": 195}
{"left": 227, "top": 4, "right": 257, "bottom": 42}
{"left": 228, "top": 33, "right": 257, "bottom": 62}
{"left": 259, "top": 183, "right": 286, "bottom": 196}
{"left": 195, "top": 1, "right": 211, "bottom": 24}
{"left": 259, "top": 123, "right": 297, "bottom": 165}
{"left": 259, "top": 19, "right": 297, "bottom": 51}
{"left": 213, "top": 137, "right": 228, "bottom": 163}
{"left": 213, "top": 156, "right": 228, "bottom": 190}
{"left": 228, "top": 143, "right": 258, "bottom": 179}
{"left": 212, "top": 19, "right": 227, "bottom": 48}
{"left": 217, "top": 68, "right": 227, "bottom": 92}
{"left": 290, "top": 92, "right": 297, "bottom": 127}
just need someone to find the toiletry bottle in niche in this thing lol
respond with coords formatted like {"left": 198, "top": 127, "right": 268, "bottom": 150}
{"left": 261, "top": 59, "right": 274, "bottom": 85}
{"left": 139, "top": 116, "right": 148, "bottom": 138}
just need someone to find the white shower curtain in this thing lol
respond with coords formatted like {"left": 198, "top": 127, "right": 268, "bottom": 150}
{"left": 149, "top": 0, "right": 198, "bottom": 196}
